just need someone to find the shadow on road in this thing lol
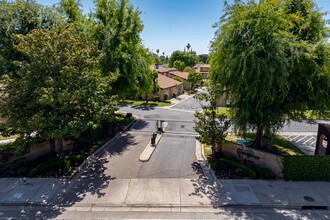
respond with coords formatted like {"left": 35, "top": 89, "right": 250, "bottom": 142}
{"left": 189, "top": 162, "right": 224, "bottom": 208}
{"left": 118, "top": 102, "right": 156, "bottom": 111}
{"left": 30, "top": 129, "right": 139, "bottom": 219}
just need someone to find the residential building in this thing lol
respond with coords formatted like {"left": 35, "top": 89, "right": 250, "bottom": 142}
{"left": 167, "top": 71, "right": 192, "bottom": 90}
{"left": 144, "top": 74, "right": 183, "bottom": 102}
{"left": 193, "top": 64, "right": 210, "bottom": 79}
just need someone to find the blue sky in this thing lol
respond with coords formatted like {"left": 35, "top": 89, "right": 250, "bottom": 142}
{"left": 37, "top": 0, "right": 330, "bottom": 56}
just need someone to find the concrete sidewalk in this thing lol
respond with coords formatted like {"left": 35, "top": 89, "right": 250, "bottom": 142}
{"left": 0, "top": 176, "right": 329, "bottom": 211}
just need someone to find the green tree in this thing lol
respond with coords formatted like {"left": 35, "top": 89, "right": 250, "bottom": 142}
{"left": 0, "top": 0, "right": 65, "bottom": 77}
{"left": 173, "top": 60, "right": 185, "bottom": 72}
{"left": 94, "top": 0, "right": 153, "bottom": 99}
{"left": 58, "top": 0, "right": 83, "bottom": 23}
{"left": 194, "top": 86, "right": 230, "bottom": 158}
{"left": 210, "top": 0, "right": 329, "bottom": 149}
{"left": 168, "top": 50, "right": 198, "bottom": 68}
{"left": 188, "top": 71, "right": 203, "bottom": 88}
{"left": 186, "top": 43, "right": 191, "bottom": 51}
{"left": 198, "top": 54, "right": 209, "bottom": 64}
{"left": 0, "top": 27, "right": 117, "bottom": 155}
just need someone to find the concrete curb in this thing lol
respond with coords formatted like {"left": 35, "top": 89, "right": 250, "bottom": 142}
{"left": 195, "top": 140, "right": 217, "bottom": 181}
{"left": 139, "top": 122, "right": 168, "bottom": 162}
{"left": 68, "top": 114, "right": 139, "bottom": 181}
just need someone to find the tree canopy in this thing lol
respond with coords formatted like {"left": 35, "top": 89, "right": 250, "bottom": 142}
{"left": 0, "top": 0, "right": 66, "bottom": 77}
{"left": 0, "top": 27, "right": 117, "bottom": 155}
{"left": 168, "top": 50, "right": 198, "bottom": 68}
{"left": 93, "top": 0, "right": 154, "bottom": 99}
{"left": 210, "top": 0, "right": 329, "bottom": 148}
{"left": 173, "top": 60, "right": 185, "bottom": 72}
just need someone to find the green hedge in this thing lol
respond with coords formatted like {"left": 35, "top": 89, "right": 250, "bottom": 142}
{"left": 283, "top": 155, "right": 330, "bottom": 181}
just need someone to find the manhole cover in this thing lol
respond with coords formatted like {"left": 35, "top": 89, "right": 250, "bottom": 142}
{"left": 181, "top": 125, "right": 185, "bottom": 128}
{"left": 235, "top": 185, "right": 250, "bottom": 192}
{"left": 304, "top": 196, "right": 315, "bottom": 202}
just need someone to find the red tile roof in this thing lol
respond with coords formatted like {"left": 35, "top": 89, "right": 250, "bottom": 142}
{"left": 169, "top": 71, "right": 190, "bottom": 80}
{"left": 156, "top": 68, "right": 177, "bottom": 73}
{"left": 158, "top": 74, "right": 182, "bottom": 89}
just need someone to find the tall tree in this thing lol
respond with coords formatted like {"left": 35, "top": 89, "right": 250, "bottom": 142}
{"left": 194, "top": 85, "right": 230, "bottom": 158}
{"left": 173, "top": 60, "right": 185, "bottom": 72}
{"left": 0, "top": 27, "right": 117, "bottom": 155}
{"left": 94, "top": 0, "right": 153, "bottom": 99}
{"left": 186, "top": 43, "right": 191, "bottom": 51}
{"left": 210, "top": 0, "right": 329, "bottom": 149}
{"left": 58, "top": 0, "right": 83, "bottom": 23}
{"left": 188, "top": 71, "right": 203, "bottom": 88}
{"left": 168, "top": 50, "right": 198, "bottom": 68}
{"left": 0, "top": 0, "right": 65, "bottom": 77}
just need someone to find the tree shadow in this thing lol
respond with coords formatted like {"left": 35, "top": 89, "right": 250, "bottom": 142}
{"left": 118, "top": 102, "right": 157, "bottom": 111}
{"left": 189, "top": 162, "right": 224, "bottom": 207}
{"left": 20, "top": 130, "right": 138, "bottom": 219}
{"left": 129, "top": 119, "right": 150, "bottom": 132}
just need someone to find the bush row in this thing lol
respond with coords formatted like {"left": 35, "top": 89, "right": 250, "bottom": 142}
{"left": 208, "top": 155, "right": 274, "bottom": 179}
{"left": 283, "top": 155, "right": 330, "bottom": 181}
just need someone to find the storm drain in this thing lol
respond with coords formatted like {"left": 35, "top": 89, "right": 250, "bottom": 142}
{"left": 303, "top": 196, "right": 315, "bottom": 202}
{"left": 301, "top": 196, "right": 328, "bottom": 210}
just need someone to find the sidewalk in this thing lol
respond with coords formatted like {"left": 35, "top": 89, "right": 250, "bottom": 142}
{"left": 0, "top": 176, "right": 329, "bottom": 210}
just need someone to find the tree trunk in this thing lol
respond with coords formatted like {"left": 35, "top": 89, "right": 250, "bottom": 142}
{"left": 211, "top": 141, "right": 217, "bottom": 158}
{"left": 253, "top": 127, "right": 263, "bottom": 149}
{"left": 50, "top": 138, "right": 55, "bottom": 154}
{"left": 57, "top": 138, "right": 64, "bottom": 156}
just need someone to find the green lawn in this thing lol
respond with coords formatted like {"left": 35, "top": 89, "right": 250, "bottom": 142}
{"left": 215, "top": 108, "right": 329, "bottom": 119}
{"left": 203, "top": 133, "right": 305, "bottom": 157}
{"left": 302, "top": 110, "right": 329, "bottom": 119}
{"left": 233, "top": 133, "right": 305, "bottom": 156}
{"left": 203, "top": 144, "right": 212, "bottom": 155}
{"left": 122, "top": 100, "right": 169, "bottom": 106}
{"left": 0, "top": 134, "right": 18, "bottom": 141}
{"left": 216, "top": 107, "right": 231, "bottom": 117}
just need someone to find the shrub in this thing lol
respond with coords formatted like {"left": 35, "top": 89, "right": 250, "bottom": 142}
{"left": 201, "top": 80, "right": 205, "bottom": 86}
{"left": 245, "top": 162, "right": 258, "bottom": 172}
{"left": 165, "top": 100, "right": 171, "bottom": 104}
{"left": 283, "top": 155, "right": 330, "bottom": 181}
{"left": 224, "top": 155, "right": 238, "bottom": 162}
{"left": 154, "top": 96, "right": 160, "bottom": 102}
{"left": 164, "top": 93, "right": 169, "bottom": 101}
{"left": 173, "top": 93, "right": 177, "bottom": 98}
{"left": 17, "top": 167, "right": 28, "bottom": 176}
{"left": 235, "top": 168, "right": 246, "bottom": 178}
{"left": 257, "top": 167, "right": 274, "bottom": 179}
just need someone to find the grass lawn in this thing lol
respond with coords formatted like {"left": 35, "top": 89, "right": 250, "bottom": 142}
{"left": 203, "top": 144, "right": 212, "bottom": 155}
{"left": 122, "top": 100, "right": 169, "bottom": 106}
{"left": 0, "top": 134, "right": 18, "bottom": 141}
{"left": 302, "top": 110, "right": 329, "bottom": 119}
{"left": 216, "top": 107, "right": 231, "bottom": 117}
{"left": 231, "top": 133, "right": 305, "bottom": 156}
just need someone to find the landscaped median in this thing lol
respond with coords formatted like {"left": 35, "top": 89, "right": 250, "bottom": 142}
{"left": 202, "top": 132, "right": 306, "bottom": 180}
{"left": 139, "top": 122, "right": 168, "bottom": 162}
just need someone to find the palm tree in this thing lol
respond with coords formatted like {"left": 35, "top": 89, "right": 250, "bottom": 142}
{"left": 186, "top": 43, "right": 191, "bottom": 51}
{"left": 186, "top": 43, "right": 191, "bottom": 66}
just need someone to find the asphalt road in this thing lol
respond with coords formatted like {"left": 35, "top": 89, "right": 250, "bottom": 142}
{"left": 138, "top": 135, "right": 198, "bottom": 178}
